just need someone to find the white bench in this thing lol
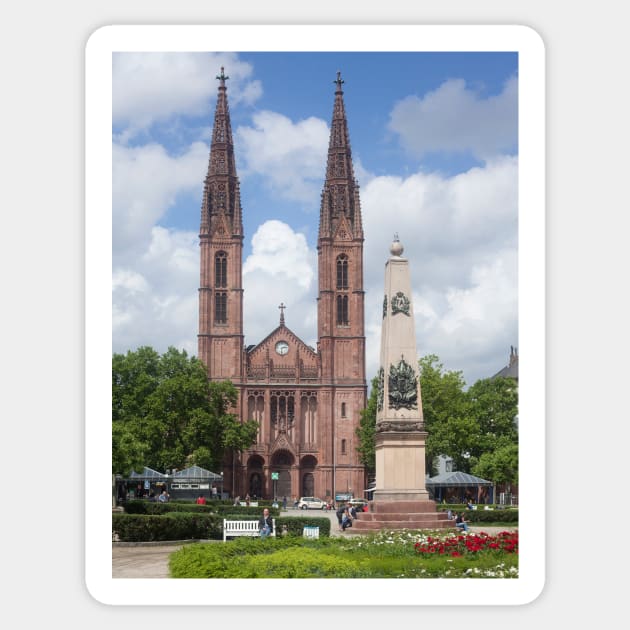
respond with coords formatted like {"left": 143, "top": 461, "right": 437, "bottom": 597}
{"left": 223, "top": 518, "right": 276, "bottom": 541}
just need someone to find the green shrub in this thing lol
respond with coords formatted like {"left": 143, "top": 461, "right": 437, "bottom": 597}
{"left": 113, "top": 513, "right": 222, "bottom": 541}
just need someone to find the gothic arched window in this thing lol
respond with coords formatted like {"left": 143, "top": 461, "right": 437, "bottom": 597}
{"left": 215, "top": 292, "right": 227, "bottom": 324}
{"left": 215, "top": 251, "right": 227, "bottom": 288}
{"left": 336, "top": 294, "right": 349, "bottom": 326}
{"left": 336, "top": 255, "right": 348, "bottom": 289}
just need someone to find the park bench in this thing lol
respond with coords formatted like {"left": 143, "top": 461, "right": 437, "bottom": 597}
{"left": 223, "top": 518, "right": 276, "bottom": 541}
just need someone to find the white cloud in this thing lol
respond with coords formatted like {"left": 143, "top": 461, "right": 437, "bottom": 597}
{"left": 360, "top": 158, "right": 518, "bottom": 385}
{"left": 112, "top": 226, "right": 199, "bottom": 357}
{"left": 113, "top": 52, "right": 262, "bottom": 138}
{"left": 112, "top": 141, "right": 208, "bottom": 258}
{"left": 243, "top": 220, "right": 318, "bottom": 347}
{"left": 388, "top": 76, "right": 517, "bottom": 160}
{"left": 236, "top": 111, "right": 329, "bottom": 204}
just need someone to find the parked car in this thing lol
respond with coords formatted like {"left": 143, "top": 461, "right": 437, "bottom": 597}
{"left": 298, "top": 496, "right": 327, "bottom": 510}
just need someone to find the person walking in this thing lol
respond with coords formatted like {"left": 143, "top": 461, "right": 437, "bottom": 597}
{"left": 336, "top": 504, "right": 345, "bottom": 531}
{"left": 341, "top": 506, "right": 353, "bottom": 531}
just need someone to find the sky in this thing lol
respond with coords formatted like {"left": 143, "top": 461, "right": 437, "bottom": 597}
{"left": 112, "top": 51, "right": 518, "bottom": 387}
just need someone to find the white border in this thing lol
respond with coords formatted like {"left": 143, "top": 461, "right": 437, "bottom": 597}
{"left": 86, "top": 24, "right": 545, "bottom": 606}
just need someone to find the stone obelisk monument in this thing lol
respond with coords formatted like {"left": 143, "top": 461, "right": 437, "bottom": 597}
{"left": 353, "top": 236, "right": 448, "bottom": 531}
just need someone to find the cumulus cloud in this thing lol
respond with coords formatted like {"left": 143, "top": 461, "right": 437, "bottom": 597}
{"left": 113, "top": 52, "right": 262, "bottom": 139}
{"left": 112, "top": 226, "right": 200, "bottom": 357}
{"left": 360, "top": 157, "right": 518, "bottom": 385}
{"left": 236, "top": 111, "right": 329, "bottom": 204}
{"left": 388, "top": 76, "right": 517, "bottom": 160}
{"left": 112, "top": 141, "right": 208, "bottom": 258}
{"left": 243, "top": 220, "right": 318, "bottom": 347}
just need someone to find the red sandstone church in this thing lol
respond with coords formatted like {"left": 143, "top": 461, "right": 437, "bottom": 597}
{"left": 197, "top": 68, "right": 367, "bottom": 502}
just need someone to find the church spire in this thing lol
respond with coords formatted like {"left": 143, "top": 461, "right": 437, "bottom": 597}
{"left": 318, "top": 70, "right": 363, "bottom": 241}
{"left": 199, "top": 67, "right": 243, "bottom": 237}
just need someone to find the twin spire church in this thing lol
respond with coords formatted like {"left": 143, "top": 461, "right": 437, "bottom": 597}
{"left": 198, "top": 69, "right": 367, "bottom": 501}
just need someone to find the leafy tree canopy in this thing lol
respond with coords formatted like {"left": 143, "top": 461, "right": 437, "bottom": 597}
{"left": 356, "top": 354, "right": 519, "bottom": 485}
{"left": 112, "top": 346, "right": 258, "bottom": 475}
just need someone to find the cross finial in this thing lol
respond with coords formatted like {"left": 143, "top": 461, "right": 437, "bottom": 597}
{"left": 216, "top": 66, "right": 229, "bottom": 87}
{"left": 278, "top": 302, "right": 286, "bottom": 325}
{"left": 334, "top": 70, "right": 344, "bottom": 90}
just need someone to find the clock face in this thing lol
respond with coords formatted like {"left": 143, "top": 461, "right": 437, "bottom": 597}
{"left": 275, "top": 341, "right": 289, "bottom": 356}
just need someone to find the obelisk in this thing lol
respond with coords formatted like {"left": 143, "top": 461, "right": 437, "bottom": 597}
{"left": 373, "top": 235, "right": 430, "bottom": 502}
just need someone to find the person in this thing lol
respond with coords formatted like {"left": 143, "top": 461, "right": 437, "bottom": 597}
{"left": 282, "top": 496, "right": 287, "bottom": 510}
{"left": 158, "top": 489, "right": 169, "bottom": 503}
{"left": 350, "top": 504, "right": 357, "bottom": 519}
{"left": 336, "top": 504, "right": 345, "bottom": 531}
{"left": 293, "top": 497, "right": 299, "bottom": 509}
{"left": 342, "top": 507, "right": 353, "bottom": 531}
{"left": 233, "top": 495, "right": 240, "bottom": 506}
{"left": 245, "top": 493, "right": 250, "bottom": 507}
{"left": 455, "top": 512, "right": 469, "bottom": 532}
{"left": 148, "top": 491, "right": 156, "bottom": 502}
{"left": 258, "top": 508, "right": 273, "bottom": 539}
{"left": 211, "top": 485, "right": 218, "bottom": 499}
{"left": 196, "top": 494, "right": 206, "bottom": 505}
{"left": 447, "top": 508, "right": 453, "bottom": 520}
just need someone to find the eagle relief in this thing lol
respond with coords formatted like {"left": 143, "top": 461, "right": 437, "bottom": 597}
{"left": 390, "top": 291, "right": 410, "bottom": 316}
{"left": 388, "top": 357, "right": 418, "bottom": 410}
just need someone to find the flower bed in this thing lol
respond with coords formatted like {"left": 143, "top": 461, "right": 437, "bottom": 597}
{"left": 169, "top": 528, "right": 519, "bottom": 578}
{"left": 415, "top": 531, "right": 519, "bottom": 557}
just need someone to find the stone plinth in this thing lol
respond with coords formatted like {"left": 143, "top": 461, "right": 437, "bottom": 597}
{"left": 352, "top": 500, "right": 452, "bottom": 532}
{"left": 374, "top": 429, "right": 429, "bottom": 501}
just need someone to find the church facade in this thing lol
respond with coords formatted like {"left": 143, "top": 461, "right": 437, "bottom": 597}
{"left": 197, "top": 69, "right": 367, "bottom": 502}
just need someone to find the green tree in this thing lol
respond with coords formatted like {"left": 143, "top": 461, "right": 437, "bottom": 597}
{"left": 473, "top": 440, "right": 519, "bottom": 487}
{"left": 112, "top": 346, "right": 258, "bottom": 475}
{"left": 419, "top": 355, "right": 471, "bottom": 473}
{"left": 355, "top": 375, "right": 379, "bottom": 475}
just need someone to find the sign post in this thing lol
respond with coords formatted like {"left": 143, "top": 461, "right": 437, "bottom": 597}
{"left": 271, "top": 472, "right": 279, "bottom": 502}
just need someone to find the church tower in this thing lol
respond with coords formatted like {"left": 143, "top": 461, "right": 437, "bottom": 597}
{"left": 197, "top": 69, "right": 366, "bottom": 502}
{"left": 198, "top": 68, "right": 245, "bottom": 383}
{"left": 317, "top": 72, "right": 367, "bottom": 500}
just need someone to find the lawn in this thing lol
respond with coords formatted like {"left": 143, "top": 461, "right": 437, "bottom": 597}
{"left": 169, "top": 529, "right": 518, "bottom": 578}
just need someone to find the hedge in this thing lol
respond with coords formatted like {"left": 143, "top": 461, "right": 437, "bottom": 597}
{"left": 112, "top": 513, "right": 330, "bottom": 542}
{"left": 122, "top": 500, "right": 280, "bottom": 518}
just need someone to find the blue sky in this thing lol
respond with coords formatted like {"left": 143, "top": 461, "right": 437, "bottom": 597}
{"left": 112, "top": 50, "right": 518, "bottom": 386}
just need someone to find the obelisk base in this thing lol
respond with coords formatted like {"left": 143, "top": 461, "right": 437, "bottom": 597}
{"left": 374, "top": 429, "right": 429, "bottom": 498}
{"left": 351, "top": 428, "right": 452, "bottom": 532}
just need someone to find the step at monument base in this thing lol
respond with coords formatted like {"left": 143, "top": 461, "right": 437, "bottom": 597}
{"left": 351, "top": 500, "right": 453, "bottom": 532}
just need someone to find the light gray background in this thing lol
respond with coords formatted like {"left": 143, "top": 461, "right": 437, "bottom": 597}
{"left": 3, "top": 0, "right": 625, "bottom": 623}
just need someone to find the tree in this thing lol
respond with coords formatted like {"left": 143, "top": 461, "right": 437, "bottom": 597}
{"left": 419, "top": 355, "right": 471, "bottom": 473}
{"left": 112, "top": 346, "right": 258, "bottom": 475}
{"left": 355, "top": 375, "right": 379, "bottom": 475}
{"left": 473, "top": 440, "right": 518, "bottom": 488}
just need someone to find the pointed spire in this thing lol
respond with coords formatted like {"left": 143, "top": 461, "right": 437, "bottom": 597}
{"left": 279, "top": 302, "right": 286, "bottom": 326}
{"left": 318, "top": 71, "right": 363, "bottom": 240}
{"left": 199, "top": 67, "right": 242, "bottom": 236}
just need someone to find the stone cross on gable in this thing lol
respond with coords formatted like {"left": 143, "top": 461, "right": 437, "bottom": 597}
{"left": 279, "top": 302, "right": 286, "bottom": 325}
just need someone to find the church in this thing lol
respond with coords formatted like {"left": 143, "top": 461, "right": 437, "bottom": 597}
{"left": 197, "top": 68, "right": 367, "bottom": 503}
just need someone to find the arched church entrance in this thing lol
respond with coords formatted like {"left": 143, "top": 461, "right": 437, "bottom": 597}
{"left": 247, "top": 455, "right": 264, "bottom": 499}
{"left": 271, "top": 450, "right": 294, "bottom": 500}
{"left": 301, "top": 455, "right": 318, "bottom": 497}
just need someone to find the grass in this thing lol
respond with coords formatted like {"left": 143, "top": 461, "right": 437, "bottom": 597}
{"left": 169, "top": 528, "right": 518, "bottom": 579}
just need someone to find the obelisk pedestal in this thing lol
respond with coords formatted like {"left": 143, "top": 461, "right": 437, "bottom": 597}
{"left": 353, "top": 236, "right": 450, "bottom": 531}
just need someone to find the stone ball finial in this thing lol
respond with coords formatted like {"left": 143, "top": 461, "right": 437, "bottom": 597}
{"left": 390, "top": 233, "right": 404, "bottom": 257}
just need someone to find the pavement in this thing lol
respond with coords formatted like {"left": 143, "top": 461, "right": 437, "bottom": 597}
{"left": 112, "top": 508, "right": 511, "bottom": 578}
